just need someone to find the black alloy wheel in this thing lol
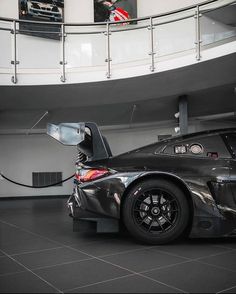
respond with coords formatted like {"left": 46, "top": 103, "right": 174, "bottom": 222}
{"left": 123, "top": 179, "right": 189, "bottom": 244}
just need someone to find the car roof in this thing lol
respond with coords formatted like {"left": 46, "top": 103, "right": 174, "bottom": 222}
{"left": 170, "top": 128, "right": 236, "bottom": 142}
{"left": 120, "top": 128, "right": 236, "bottom": 156}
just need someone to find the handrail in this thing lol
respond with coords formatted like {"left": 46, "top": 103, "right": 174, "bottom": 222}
{"left": 0, "top": 0, "right": 235, "bottom": 85}
{"left": 0, "top": 0, "right": 233, "bottom": 27}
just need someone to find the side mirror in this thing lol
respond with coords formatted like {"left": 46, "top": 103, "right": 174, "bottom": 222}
{"left": 47, "top": 123, "right": 85, "bottom": 146}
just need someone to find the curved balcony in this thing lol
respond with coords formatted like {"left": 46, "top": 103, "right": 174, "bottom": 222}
{"left": 0, "top": 0, "right": 235, "bottom": 86}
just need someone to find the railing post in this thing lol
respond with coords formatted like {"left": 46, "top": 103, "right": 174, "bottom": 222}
{"left": 60, "top": 23, "right": 66, "bottom": 83}
{"left": 105, "top": 22, "right": 112, "bottom": 79}
{"left": 194, "top": 5, "right": 202, "bottom": 61}
{"left": 11, "top": 20, "right": 19, "bottom": 84}
{"left": 148, "top": 17, "right": 156, "bottom": 72}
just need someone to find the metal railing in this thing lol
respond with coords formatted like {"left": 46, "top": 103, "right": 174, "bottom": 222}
{"left": 0, "top": 0, "right": 235, "bottom": 84}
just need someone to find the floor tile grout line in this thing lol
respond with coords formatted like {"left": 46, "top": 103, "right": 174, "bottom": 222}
{"left": 89, "top": 245, "right": 156, "bottom": 258}
{"left": 97, "top": 245, "right": 186, "bottom": 260}
{"left": 0, "top": 270, "right": 28, "bottom": 278}
{"left": 0, "top": 216, "right": 232, "bottom": 263}
{"left": 31, "top": 246, "right": 155, "bottom": 271}
{"left": 0, "top": 256, "right": 189, "bottom": 281}
{"left": 0, "top": 248, "right": 63, "bottom": 294}
{"left": 213, "top": 244, "right": 236, "bottom": 251}
{"left": 140, "top": 259, "right": 194, "bottom": 275}
{"left": 155, "top": 247, "right": 235, "bottom": 263}
{"left": 196, "top": 259, "right": 236, "bottom": 274}
{"left": 65, "top": 271, "right": 188, "bottom": 293}
{"left": 137, "top": 272, "right": 189, "bottom": 294}
{"left": 4, "top": 247, "right": 233, "bottom": 290}
{"left": 1, "top": 217, "right": 235, "bottom": 293}
{"left": 1, "top": 217, "right": 235, "bottom": 262}
{"left": 134, "top": 257, "right": 236, "bottom": 294}
{"left": 64, "top": 273, "right": 137, "bottom": 293}
{"left": 63, "top": 260, "right": 191, "bottom": 293}
{"left": 10, "top": 246, "right": 66, "bottom": 257}
{"left": 147, "top": 247, "right": 192, "bottom": 261}
{"left": 32, "top": 243, "right": 191, "bottom": 272}
{"left": 3, "top": 243, "right": 232, "bottom": 275}
{"left": 0, "top": 218, "right": 193, "bottom": 276}
{"left": 0, "top": 219, "right": 61, "bottom": 246}
{"left": 64, "top": 245, "right": 188, "bottom": 293}
{"left": 139, "top": 249, "right": 236, "bottom": 275}
{"left": 194, "top": 249, "right": 236, "bottom": 261}
{"left": 66, "top": 237, "right": 134, "bottom": 248}
{"left": 54, "top": 236, "right": 122, "bottom": 248}
{"left": 0, "top": 217, "right": 123, "bottom": 248}
{"left": 32, "top": 256, "right": 95, "bottom": 271}
{"left": 0, "top": 218, "right": 147, "bottom": 256}
{"left": 216, "top": 285, "right": 236, "bottom": 293}
{"left": 0, "top": 244, "right": 202, "bottom": 274}
{"left": 0, "top": 218, "right": 167, "bottom": 290}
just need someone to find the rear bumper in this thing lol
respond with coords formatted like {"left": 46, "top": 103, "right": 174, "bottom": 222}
{"left": 67, "top": 187, "right": 119, "bottom": 233}
{"left": 67, "top": 171, "right": 141, "bottom": 220}
{"left": 68, "top": 175, "right": 128, "bottom": 220}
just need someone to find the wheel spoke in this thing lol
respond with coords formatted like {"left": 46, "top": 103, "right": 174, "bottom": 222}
{"left": 144, "top": 192, "right": 154, "bottom": 205}
{"left": 162, "top": 208, "right": 178, "bottom": 214}
{"left": 149, "top": 194, "right": 154, "bottom": 206}
{"left": 137, "top": 198, "right": 149, "bottom": 206}
{"left": 136, "top": 198, "right": 150, "bottom": 207}
{"left": 138, "top": 216, "right": 149, "bottom": 226}
{"left": 148, "top": 220, "right": 154, "bottom": 232}
{"left": 161, "top": 214, "right": 173, "bottom": 226}
{"left": 161, "top": 199, "right": 176, "bottom": 207}
{"left": 155, "top": 217, "right": 165, "bottom": 232}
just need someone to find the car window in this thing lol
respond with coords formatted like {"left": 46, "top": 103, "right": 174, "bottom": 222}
{"left": 159, "top": 134, "right": 231, "bottom": 159}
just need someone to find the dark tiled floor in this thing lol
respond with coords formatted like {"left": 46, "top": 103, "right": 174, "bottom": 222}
{"left": 0, "top": 197, "right": 235, "bottom": 293}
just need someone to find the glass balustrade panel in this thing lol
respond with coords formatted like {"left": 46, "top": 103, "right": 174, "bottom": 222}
{"left": 0, "top": 21, "right": 12, "bottom": 69}
{"left": 66, "top": 26, "right": 106, "bottom": 69}
{"left": 110, "top": 20, "right": 150, "bottom": 66}
{"left": 17, "top": 23, "right": 60, "bottom": 70}
{"left": 201, "top": 3, "right": 236, "bottom": 47}
{"left": 154, "top": 16, "right": 195, "bottom": 58}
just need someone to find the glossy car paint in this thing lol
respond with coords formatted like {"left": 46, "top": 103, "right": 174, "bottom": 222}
{"left": 69, "top": 129, "right": 236, "bottom": 238}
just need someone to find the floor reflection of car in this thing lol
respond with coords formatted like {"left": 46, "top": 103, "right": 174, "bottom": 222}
{"left": 47, "top": 123, "right": 236, "bottom": 244}
{"left": 25, "top": 0, "right": 63, "bottom": 22}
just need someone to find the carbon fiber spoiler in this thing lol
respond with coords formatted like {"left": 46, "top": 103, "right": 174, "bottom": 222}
{"left": 47, "top": 122, "right": 112, "bottom": 161}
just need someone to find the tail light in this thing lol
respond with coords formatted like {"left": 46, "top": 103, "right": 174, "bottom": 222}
{"left": 75, "top": 168, "right": 109, "bottom": 183}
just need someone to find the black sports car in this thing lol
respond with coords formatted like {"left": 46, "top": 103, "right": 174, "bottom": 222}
{"left": 47, "top": 123, "right": 236, "bottom": 244}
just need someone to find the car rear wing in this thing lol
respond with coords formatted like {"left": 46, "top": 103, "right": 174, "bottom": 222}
{"left": 47, "top": 122, "right": 112, "bottom": 161}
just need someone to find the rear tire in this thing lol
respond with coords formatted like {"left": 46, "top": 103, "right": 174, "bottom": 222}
{"left": 122, "top": 179, "right": 189, "bottom": 244}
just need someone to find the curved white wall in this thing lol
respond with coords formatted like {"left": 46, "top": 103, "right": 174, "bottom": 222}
{"left": 138, "top": 0, "right": 207, "bottom": 17}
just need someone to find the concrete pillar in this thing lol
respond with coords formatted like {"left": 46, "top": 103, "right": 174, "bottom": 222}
{"left": 179, "top": 95, "right": 188, "bottom": 135}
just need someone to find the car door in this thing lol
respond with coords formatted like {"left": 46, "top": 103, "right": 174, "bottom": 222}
{"left": 222, "top": 132, "right": 236, "bottom": 210}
